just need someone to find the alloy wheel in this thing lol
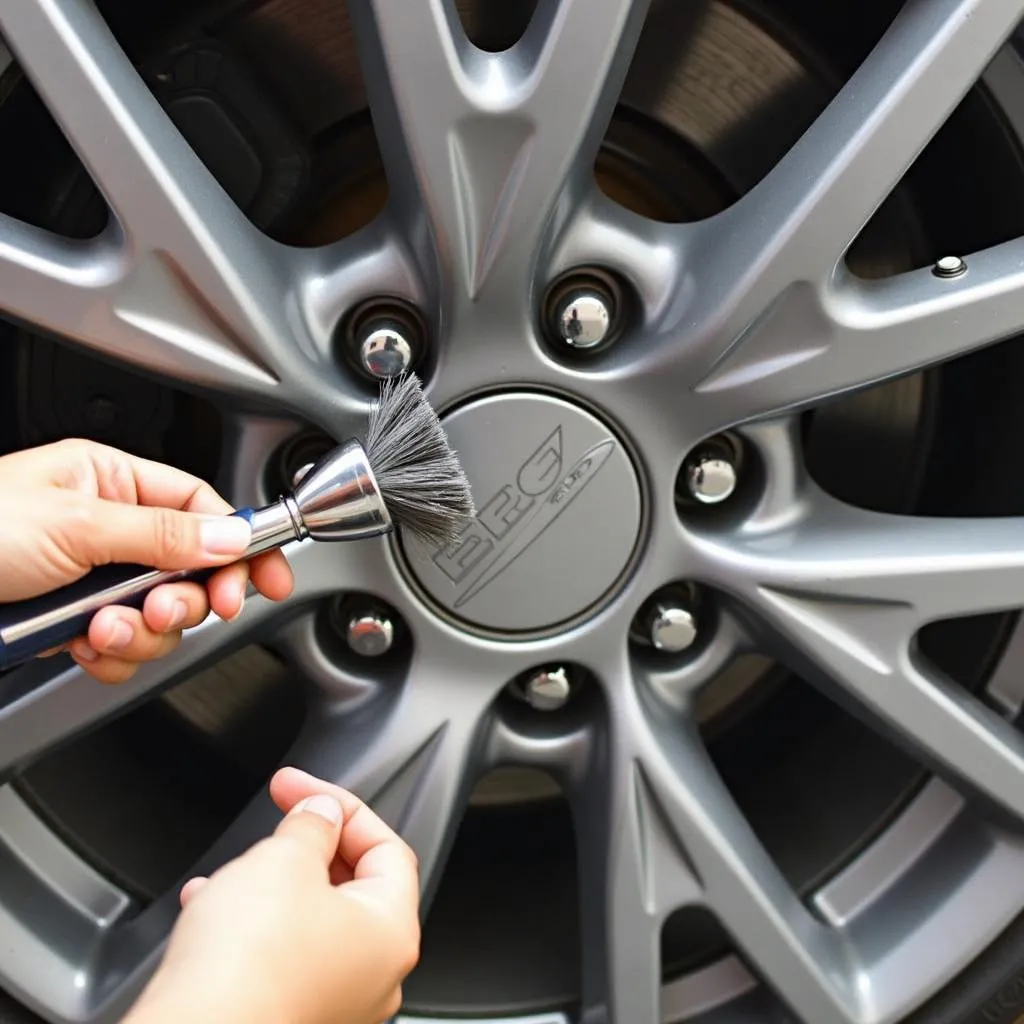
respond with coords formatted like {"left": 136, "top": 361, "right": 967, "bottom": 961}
{"left": 4, "top": 1, "right": 1024, "bottom": 1022}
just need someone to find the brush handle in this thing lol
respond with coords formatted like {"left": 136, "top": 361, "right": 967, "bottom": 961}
{"left": 0, "top": 507, "right": 258, "bottom": 672}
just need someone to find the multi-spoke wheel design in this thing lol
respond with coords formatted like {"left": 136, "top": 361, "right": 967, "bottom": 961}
{"left": 6, "top": 0, "right": 1024, "bottom": 1022}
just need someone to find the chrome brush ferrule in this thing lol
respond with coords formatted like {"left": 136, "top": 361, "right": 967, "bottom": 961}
{"left": 292, "top": 438, "right": 392, "bottom": 540}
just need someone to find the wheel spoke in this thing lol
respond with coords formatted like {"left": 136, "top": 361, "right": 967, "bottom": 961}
{"left": 179, "top": 664, "right": 494, "bottom": 905}
{"left": 721, "top": 0, "right": 1023, "bottom": 284}
{"left": 631, "top": 693, "right": 864, "bottom": 1023}
{"left": 348, "top": 0, "right": 650, "bottom": 312}
{"left": 682, "top": 233, "right": 1024, "bottom": 432}
{"left": 567, "top": 710, "right": 698, "bottom": 1023}
{"left": 710, "top": 496, "right": 1024, "bottom": 623}
{"left": 0, "top": 0, "right": 343, "bottom": 413}
{"left": 0, "top": 539, "right": 363, "bottom": 778}
{"left": 699, "top": 496, "right": 1024, "bottom": 821}
{"left": 0, "top": 212, "right": 282, "bottom": 405}
{"left": 556, "top": 662, "right": 861, "bottom": 1024}
{"left": 82, "top": 647, "right": 498, "bottom": 1022}
{"left": 616, "top": 0, "right": 1024, "bottom": 437}
{"left": 291, "top": 665, "right": 495, "bottom": 904}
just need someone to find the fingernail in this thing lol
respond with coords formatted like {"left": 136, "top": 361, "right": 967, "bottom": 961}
{"left": 294, "top": 794, "right": 342, "bottom": 826}
{"left": 168, "top": 600, "right": 188, "bottom": 630}
{"left": 107, "top": 620, "right": 134, "bottom": 651}
{"left": 72, "top": 641, "right": 98, "bottom": 662}
{"left": 199, "top": 516, "right": 251, "bottom": 557}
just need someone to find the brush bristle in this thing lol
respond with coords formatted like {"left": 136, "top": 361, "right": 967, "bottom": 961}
{"left": 363, "top": 373, "right": 475, "bottom": 545}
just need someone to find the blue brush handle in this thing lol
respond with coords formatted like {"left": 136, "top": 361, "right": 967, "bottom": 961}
{"left": 0, "top": 508, "right": 257, "bottom": 672}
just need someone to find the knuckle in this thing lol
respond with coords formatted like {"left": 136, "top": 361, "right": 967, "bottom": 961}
{"left": 44, "top": 440, "right": 98, "bottom": 492}
{"left": 54, "top": 437, "right": 93, "bottom": 457}
{"left": 101, "top": 449, "right": 135, "bottom": 502}
{"left": 152, "top": 508, "right": 189, "bottom": 561}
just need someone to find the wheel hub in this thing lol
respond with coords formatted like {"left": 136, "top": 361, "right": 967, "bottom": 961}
{"left": 401, "top": 391, "right": 643, "bottom": 636}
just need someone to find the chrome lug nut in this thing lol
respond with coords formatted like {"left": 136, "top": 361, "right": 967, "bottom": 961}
{"left": 685, "top": 453, "right": 738, "bottom": 504}
{"left": 346, "top": 611, "right": 395, "bottom": 657}
{"left": 524, "top": 667, "right": 572, "bottom": 711}
{"left": 555, "top": 289, "right": 612, "bottom": 350}
{"left": 357, "top": 320, "right": 414, "bottom": 379}
{"left": 648, "top": 603, "right": 698, "bottom": 653}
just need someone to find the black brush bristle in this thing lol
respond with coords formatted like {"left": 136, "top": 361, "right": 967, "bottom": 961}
{"left": 363, "top": 373, "right": 475, "bottom": 545}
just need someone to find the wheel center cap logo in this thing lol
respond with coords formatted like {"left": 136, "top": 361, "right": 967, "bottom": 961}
{"left": 430, "top": 427, "right": 618, "bottom": 608}
{"left": 401, "top": 391, "right": 643, "bottom": 635}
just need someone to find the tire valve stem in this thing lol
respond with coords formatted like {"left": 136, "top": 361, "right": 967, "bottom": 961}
{"left": 933, "top": 255, "right": 967, "bottom": 279}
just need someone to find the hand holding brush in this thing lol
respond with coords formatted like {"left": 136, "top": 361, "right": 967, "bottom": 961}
{"left": 0, "top": 373, "right": 473, "bottom": 679}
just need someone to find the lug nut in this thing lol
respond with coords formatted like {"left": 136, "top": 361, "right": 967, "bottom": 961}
{"left": 685, "top": 453, "right": 738, "bottom": 504}
{"left": 554, "top": 289, "right": 613, "bottom": 350}
{"left": 648, "top": 603, "right": 698, "bottom": 653}
{"left": 524, "top": 667, "right": 572, "bottom": 711}
{"left": 357, "top": 320, "right": 415, "bottom": 379}
{"left": 346, "top": 611, "right": 395, "bottom": 657}
{"left": 274, "top": 431, "right": 335, "bottom": 503}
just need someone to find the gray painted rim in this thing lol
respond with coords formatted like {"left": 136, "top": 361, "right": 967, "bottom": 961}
{"left": 3, "top": 2, "right": 1024, "bottom": 1022}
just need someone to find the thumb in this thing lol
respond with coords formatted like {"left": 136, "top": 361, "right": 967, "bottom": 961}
{"left": 68, "top": 498, "right": 252, "bottom": 570}
{"left": 273, "top": 794, "right": 344, "bottom": 866}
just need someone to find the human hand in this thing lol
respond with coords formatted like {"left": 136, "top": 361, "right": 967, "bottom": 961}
{"left": 126, "top": 767, "right": 421, "bottom": 1024}
{"left": 0, "top": 438, "right": 294, "bottom": 683}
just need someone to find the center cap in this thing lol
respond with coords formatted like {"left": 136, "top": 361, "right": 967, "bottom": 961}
{"left": 401, "top": 392, "right": 643, "bottom": 634}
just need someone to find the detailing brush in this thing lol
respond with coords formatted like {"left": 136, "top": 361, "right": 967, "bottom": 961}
{"left": 0, "top": 373, "right": 473, "bottom": 671}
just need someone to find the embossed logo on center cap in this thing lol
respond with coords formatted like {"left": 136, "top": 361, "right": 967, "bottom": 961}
{"left": 401, "top": 392, "right": 643, "bottom": 636}
{"left": 432, "top": 427, "right": 618, "bottom": 608}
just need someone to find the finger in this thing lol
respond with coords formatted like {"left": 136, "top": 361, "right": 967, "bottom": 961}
{"left": 179, "top": 877, "right": 208, "bottom": 908}
{"left": 142, "top": 582, "right": 209, "bottom": 634}
{"left": 37, "top": 643, "right": 69, "bottom": 658}
{"left": 340, "top": 802, "right": 420, "bottom": 908}
{"left": 270, "top": 766, "right": 365, "bottom": 817}
{"left": 78, "top": 441, "right": 235, "bottom": 515}
{"left": 206, "top": 562, "right": 250, "bottom": 621}
{"left": 269, "top": 768, "right": 419, "bottom": 909}
{"left": 42, "top": 443, "right": 292, "bottom": 602}
{"left": 271, "top": 769, "right": 377, "bottom": 879}
{"left": 70, "top": 642, "right": 140, "bottom": 685}
{"left": 0, "top": 438, "right": 121, "bottom": 490}
{"left": 249, "top": 551, "right": 295, "bottom": 602}
{"left": 329, "top": 858, "right": 356, "bottom": 886}
{"left": 272, "top": 793, "right": 344, "bottom": 869}
{"left": 65, "top": 497, "right": 251, "bottom": 572}
{"left": 87, "top": 606, "right": 183, "bottom": 663}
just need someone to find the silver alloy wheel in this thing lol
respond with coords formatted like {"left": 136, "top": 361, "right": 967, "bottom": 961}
{"left": 5, "top": 1, "right": 1024, "bottom": 1022}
